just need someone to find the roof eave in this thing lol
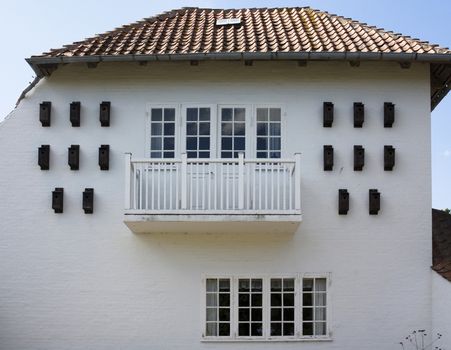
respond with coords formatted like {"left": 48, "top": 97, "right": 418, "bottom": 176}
{"left": 26, "top": 52, "right": 451, "bottom": 109}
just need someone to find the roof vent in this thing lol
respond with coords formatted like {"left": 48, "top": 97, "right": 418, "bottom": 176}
{"left": 216, "top": 18, "right": 241, "bottom": 26}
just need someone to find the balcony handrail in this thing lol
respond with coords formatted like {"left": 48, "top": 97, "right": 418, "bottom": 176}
{"left": 125, "top": 153, "right": 301, "bottom": 214}
{"left": 129, "top": 157, "right": 297, "bottom": 164}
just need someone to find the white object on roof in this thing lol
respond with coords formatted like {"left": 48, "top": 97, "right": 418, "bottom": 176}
{"left": 216, "top": 18, "right": 241, "bottom": 25}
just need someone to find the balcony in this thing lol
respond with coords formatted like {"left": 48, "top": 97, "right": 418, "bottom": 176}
{"left": 123, "top": 153, "right": 302, "bottom": 234}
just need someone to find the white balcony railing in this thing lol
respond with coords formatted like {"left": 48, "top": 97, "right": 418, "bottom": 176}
{"left": 124, "top": 153, "right": 301, "bottom": 215}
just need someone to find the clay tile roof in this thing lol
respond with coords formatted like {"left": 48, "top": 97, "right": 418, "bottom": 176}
{"left": 31, "top": 7, "right": 451, "bottom": 59}
{"left": 432, "top": 209, "right": 451, "bottom": 282}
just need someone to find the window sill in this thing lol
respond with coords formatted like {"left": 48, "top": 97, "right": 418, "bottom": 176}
{"left": 201, "top": 337, "right": 332, "bottom": 343}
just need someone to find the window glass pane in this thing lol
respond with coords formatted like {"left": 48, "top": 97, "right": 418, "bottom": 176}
{"left": 315, "top": 308, "right": 327, "bottom": 321}
{"left": 257, "top": 123, "right": 268, "bottom": 136}
{"left": 206, "top": 293, "right": 217, "bottom": 306}
{"left": 207, "top": 279, "right": 217, "bottom": 292}
{"left": 199, "top": 152, "right": 209, "bottom": 158}
{"left": 199, "top": 122, "right": 210, "bottom": 135}
{"left": 163, "top": 152, "right": 174, "bottom": 158}
{"left": 187, "top": 108, "right": 198, "bottom": 121}
{"left": 283, "top": 279, "right": 295, "bottom": 291}
{"left": 199, "top": 137, "right": 210, "bottom": 150}
{"left": 222, "top": 108, "right": 233, "bottom": 121}
{"left": 303, "top": 279, "right": 314, "bottom": 292}
{"left": 239, "top": 293, "right": 249, "bottom": 307}
{"left": 206, "top": 323, "right": 217, "bottom": 336}
{"left": 187, "top": 151, "right": 197, "bottom": 158}
{"left": 251, "top": 279, "right": 262, "bottom": 292}
{"left": 221, "top": 123, "right": 233, "bottom": 135}
{"left": 221, "top": 152, "right": 232, "bottom": 158}
{"left": 164, "top": 138, "right": 174, "bottom": 150}
{"left": 315, "top": 322, "right": 327, "bottom": 336}
{"left": 164, "top": 108, "right": 175, "bottom": 121}
{"left": 239, "top": 279, "right": 250, "bottom": 292}
{"left": 221, "top": 138, "right": 232, "bottom": 150}
{"left": 239, "top": 308, "right": 250, "bottom": 321}
{"left": 271, "top": 279, "right": 282, "bottom": 292}
{"left": 199, "top": 108, "right": 210, "bottom": 121}
{"left": 315, "top": 278, "right": 327, "bottom": 292}
{"left": 218, "top": 323, "right": 230, "bottom": 336}
{"left": 252, "top": 308, "right": 262, "bottom": 321}
{"left": 271, "top": 323, "right": 282, "bottom": 336}
{"left": 151, "top": 123, "right": 162, "bottom": 135}
{"left": 303, "top": 308, "right": 313, "bottom": 321}
{"left": 206, "top": 308, "right": 217, "bottom": 321}
{"left": 315, "top": 293, "right": 327, "bottom": 306}
{"left": 271, "top": 293, "right": 282, "bottom": 307}
{"left": 150, "top": 152, "right": 161, "bottom": 158}
{"left": 251, "top": 323, "right": 263, "bottom": 336}
{"left": 284, "top": 293, "right": 294, "bottom": 307}
{"left": 303, "top": 293, "right": 313, "bottom": 306}
{"left": 284, "top": 308, "right": 294, "bottom": 321}
{"left": 186, "top": 137, "right": 197, "bottom": 150}
{"left": 235, "top": 108, "right": 245, "bottom": 121}
{"left": 239, "top": 323, "right": 249, "bottom": 336}
{"left": 219, "top": 308, "right": 230, "bottom": 321}
{"left": 271, "top": 308, "right": 282, "bottom": 321}
{"left": 270, "top": 137, "right": 281, "bottom": 151}
{"left": 270, "top": 123, "right": 281, "bottom": 136}
{"left": 270, "top": 152, "right": 281, "bottom": 159}
{"left": 257, "top": 152, "right": 267, "bottom": 158}
{"left": 234, "top": 123, "right": 245, "bottom": 136}
{"left": 164, "top": 123, "right": 175, "bottom": 135}
{"left": 251, "top": 294, "right": 262, "bottom": 307}
{"left": 257, "top": 108, "right": 269, "bottom": 122}
{"left": 219, "top": 279, "right": 230, "bottom": 291}
{"left": 257, "top": 137, "right": 268, "bottom": 150}
{"left": 283, "top": 323, "right": 295, "bottom": 336}
{"left": 219, "top": 294, "right": 230, "bottom": 306}
{"left": 151, "top": 137, "right": 162, "bottom": 150}
{"left": 151, "top": 109, "right": 162, "bottom": 121}
{"left": 303, "top": 322, "right": 313, "bottom": 336}
{"left": 234, "top": 138, "right": 245, "bottom": 151}
{"left": 187, "top": 122, "right": 197, "bottom": 135}
{"left": 270, "top": 108, "right": 281, "bottom": 121}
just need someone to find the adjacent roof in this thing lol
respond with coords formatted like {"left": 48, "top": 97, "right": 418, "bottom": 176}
{"left": 432, "top": 209, "right": 451, "bottom": 282}
{"left": 26, "top": 7, "right": 451, "bottom": 109}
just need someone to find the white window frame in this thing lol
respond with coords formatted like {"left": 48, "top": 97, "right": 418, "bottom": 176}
{"left": 201, "top": 273, "right": 331, "bottom": 342}
{"left": 145, "top": 104, "right": 286, "bottom": 159}
{"left": 217, "top": 104, "right": 253, "bottom": 158}
{"left": 145, "top": 104, "right": 180, "bottom": 158}
{"left": 181, "top": 104, "right": 217, "bottom": 158}
{"left": 253, "top": 104, "right": 285, "bottom": 159}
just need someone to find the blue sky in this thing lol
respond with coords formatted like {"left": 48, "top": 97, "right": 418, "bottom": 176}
{"left": 1, "top": 0, "right": 450, "bottom": 208}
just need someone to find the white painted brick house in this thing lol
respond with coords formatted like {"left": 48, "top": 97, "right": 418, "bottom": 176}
{"left": 1, "top": 7, "right": 450, "bottom": 350}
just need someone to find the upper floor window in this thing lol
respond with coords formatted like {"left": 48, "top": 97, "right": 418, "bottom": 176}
{"left": 220, "top": 107, "right": 246, "bottom": 158}
{"left": 203, "top": 275, "right": 329, "bottom": 341}
{"left": 149, "top": 107, "right": 176, "bottom": 158}
{"left": 148, "top": 105, "right": 283, "bottom": 159}
{"left": 186, "top": 107, "right": 212, "bottom": 159}
{"left": 256, "top": 107, "right": 281, "bottom": 159}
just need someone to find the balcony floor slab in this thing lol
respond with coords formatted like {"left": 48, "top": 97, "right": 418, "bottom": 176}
{"left": 124, "top": 214, "right": 302, "bottom": 234}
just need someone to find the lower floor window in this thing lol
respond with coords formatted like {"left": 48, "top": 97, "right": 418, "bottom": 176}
{"left": 203, "top": 275, "right": 329, "bottom": 340}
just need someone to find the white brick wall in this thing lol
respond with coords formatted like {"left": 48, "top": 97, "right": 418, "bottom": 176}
{"left": 0, "top": 60, "right": 433, "bottom": 349}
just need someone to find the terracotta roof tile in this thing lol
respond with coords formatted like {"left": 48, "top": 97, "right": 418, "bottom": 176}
{"left": 32, "top": 7, "right": 450, "bottom": 59}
